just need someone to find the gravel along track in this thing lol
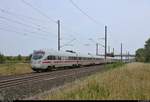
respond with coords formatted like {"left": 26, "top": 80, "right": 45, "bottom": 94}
{"left": 0, "top": 65, "right": 106, "bottom": 101}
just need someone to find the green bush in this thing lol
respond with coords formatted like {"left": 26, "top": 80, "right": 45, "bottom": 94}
{"left": 106, "top": 62, "right": 124, "bottom": 70}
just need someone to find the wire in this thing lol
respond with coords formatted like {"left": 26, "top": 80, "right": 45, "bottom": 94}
{"left": 0, "top": 8, "right": 53, "bottom": 24}
{"left": 21, "top": 0, "right": 91, "bottom": 47}
{"left": 21, "top": 0, "right": 103, "bottom": 50}
{"left": 0, "top": 27, "right": 48, "bottom": 40}
{"left": 0, "top": 8, "right": 56, "bottom": 32}
{"left": 0, "top": 16, "right": 57, "bottom": 37}
{"left": 21, "top": 0, "right": 57, "bottom": 24}
{"left": 20, "top": 0, "right": 83, "bottom": 42}
{"left": 61, "top": 38, "right": 76, "bottom": 46}
{"left": 69, "top": 0, "right": 104, "bottom": 26}
{"left": 0, "top": 22, "right": 51, "bottom": 38}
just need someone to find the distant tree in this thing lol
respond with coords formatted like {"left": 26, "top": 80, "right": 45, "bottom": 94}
{"left": 144, "top": 38, "right": 150, "bottom": 62}
{"left": 6, "top": 56, "right": 13, "bottom": 61}
{"left": 25, "top": 54, "right": 32, "bottom": 62}
{"left": 135, "top": 48, "right": 145, "bottom": 62}
{"left": 17, "top": 54, "right": 22, "bottom": 61}
{"left": 0, "top": 53, "right": 6, "bottom": 63}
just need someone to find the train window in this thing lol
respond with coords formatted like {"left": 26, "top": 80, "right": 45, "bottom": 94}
{"left": 53, "top": 56, "right": 56, "bottom": 60}
{"left": 47, "top": 56, "right": 51, "bottom": 60}
{"left": 71, "top": 57, "right": 74, "bottom": 60}
{"left": 74, "top": 57, "right": 77, "bottom": 60}
{"left": 58, "top": 56, "right": 61, "bottom": 60}
{"left": 68, "top": 57, "right": 71, "bottom": 60}
{"left": 47, "top": 56, "right": 56, "bottom": 60}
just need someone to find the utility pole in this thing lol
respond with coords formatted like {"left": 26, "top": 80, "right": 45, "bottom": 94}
{"left": 96, "top": 43, "right": 98, "bottom": 56}
{"left": 105, "top": 26, "right": 107, "bottom": 60}
{"left": 121, "top": 43, "right": 123, "bottom": 62}
{"left": 58, "top": 20, "right": 60, "bottom": 51}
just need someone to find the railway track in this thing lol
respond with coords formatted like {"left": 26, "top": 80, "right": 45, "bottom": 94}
{"left": 0, "top": 65, "right": 102, "bottom": 89}
{"left": 0, "top": 65, "right": 106, "bottom": 100}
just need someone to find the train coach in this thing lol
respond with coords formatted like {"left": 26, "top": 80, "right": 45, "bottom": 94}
{"left": 30, "top": 49, "right": 113, "bottom": 72}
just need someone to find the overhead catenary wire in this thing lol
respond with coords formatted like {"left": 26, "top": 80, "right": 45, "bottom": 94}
{"left": 0, "top": 8, "right": 53, "bottom": 24}
{"left": 0, "top": 8, "right": 56, "bottom": 33}
{"left": 0, "top": 9, "right": 77, "bottom": 45}
{"left": 0, "top": 27, "right": 48, "bottom": 40}
{"left": 21, "top": 0, "right": 83, "bottom": 42}
{"left": 69, "top": 0, "right": 104, "bottom": 26}
{"left": 0, "top": 16, "right": 57, "bottom": 37}
{"left": 20, "top": 0, "right": 102, "bottom": 51}
{"left": 0, "top": 22, "right": 50, "bottom": 38}
{"left": 61, "top": 38, "right": 76, "bottom": 47}
{"left": 21, "top": 0, "right": 57, "bottom": 24}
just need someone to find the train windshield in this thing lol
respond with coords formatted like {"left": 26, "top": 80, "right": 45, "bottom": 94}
{"left": 32, "top": 51, "right": 45, "bottom": 60}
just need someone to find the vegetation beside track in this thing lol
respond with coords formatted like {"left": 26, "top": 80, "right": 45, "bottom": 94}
{"left": 0, "top": 63, "right": 32, "bottom": 76}
{"left": 105, "top": 61, "right": 125, "bottom": 70}
{"left": 0, "top": 62, "right": 123, "bottom": 76}
{"left": 38, "top": 62, "right": 150, "bottom": 100}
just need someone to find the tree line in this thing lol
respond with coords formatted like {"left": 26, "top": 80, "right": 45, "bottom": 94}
{"left": 0, "top": 53, "right": 32, "bottom": 64}
{"left": 135, "top": 38, "right": 150, "bottom": 62}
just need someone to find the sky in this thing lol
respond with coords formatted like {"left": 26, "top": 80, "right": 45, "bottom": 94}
{"left": 0, "top": 0, "right": 150, "bottom": 56}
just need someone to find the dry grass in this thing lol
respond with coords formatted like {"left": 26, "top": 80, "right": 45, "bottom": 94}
{"left": 0, "top": 63, "right": 32, "bottom": 76}
{"left": 38, "top": 62, "right": 150, "bottom": 100}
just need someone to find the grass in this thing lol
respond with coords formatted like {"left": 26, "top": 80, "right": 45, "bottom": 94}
{"left": 37, "top": 62, "right": 150, "bottom": 100}
{"left": 105, "top": 62, "right": 125, "bottom": 70}
{"left": 0, "top": 63, "right": 32, "bottom": 76}
{"left": 0, "top": 62, "right": 123, "bottom": 76}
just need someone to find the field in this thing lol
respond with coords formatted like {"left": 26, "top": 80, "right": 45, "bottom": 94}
{"left": 0, "top": 63, "right": 32, "bottom": 76}
{"left": 36, "top": 62, "right": 150, "bottom": 100}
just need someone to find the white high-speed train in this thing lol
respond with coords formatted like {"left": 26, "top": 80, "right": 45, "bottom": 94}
{"left": 31, "top": 49, "right": 114, "bottom": 72}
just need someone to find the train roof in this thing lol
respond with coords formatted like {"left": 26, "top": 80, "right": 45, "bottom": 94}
{"left": 35, "top": 49, "right": 76, "bottom": 57}
{"left": 33, "top": 49, "right": 104, "bottom": 58}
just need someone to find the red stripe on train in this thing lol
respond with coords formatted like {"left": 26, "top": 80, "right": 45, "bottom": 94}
{"left": 42, "top": 61, "right": 51, "bottom": 63}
